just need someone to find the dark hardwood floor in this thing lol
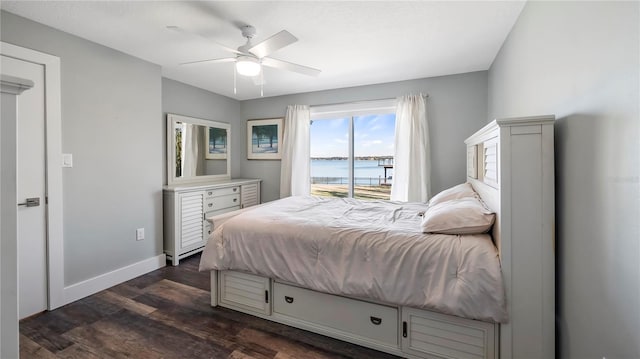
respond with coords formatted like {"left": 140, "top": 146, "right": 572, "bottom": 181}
{"left": 20, "top": 254, "right": 401, "bottom": 358}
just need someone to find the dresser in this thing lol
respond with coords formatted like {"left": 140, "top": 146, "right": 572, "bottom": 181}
{"left": 163, "top": 179, "right": 261, "bottom": 266}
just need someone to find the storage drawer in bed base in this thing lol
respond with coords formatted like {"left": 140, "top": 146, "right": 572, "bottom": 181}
{"left": 218, "top": 270, "right": 271, "bottom": 315}
{"left": 213, "top": 270, "right": 498, "bottom": 359}
{"left": 273, "top": 281, "right": 398, "bottom": 348}
{"left": 402, "top": 308, "right": 498, "bottom": 359}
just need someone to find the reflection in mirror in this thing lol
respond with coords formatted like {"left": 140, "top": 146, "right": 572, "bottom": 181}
{"left": 174, "top": 122, "right": 228, "bottom": 177}
{"left": 167, "top": 114, "right": 231, "bottom": 185}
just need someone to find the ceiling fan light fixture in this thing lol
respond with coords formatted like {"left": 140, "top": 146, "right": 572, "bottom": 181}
{"left": 236, "top": 56, "right": 261, "bottom": 77}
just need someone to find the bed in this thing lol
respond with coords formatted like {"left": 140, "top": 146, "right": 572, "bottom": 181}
{"left": 200, "top": 115, "right": 555, "bottom": 359}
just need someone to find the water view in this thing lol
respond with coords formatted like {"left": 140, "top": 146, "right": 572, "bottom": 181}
{"left": 310, "top": 158, "right": 393, "bottom": 200}
{"left": 311, "top": 159, "right": 393, "bottom": 186}
{"left": 310, "top": 113, "right": 396, "bottom": 200}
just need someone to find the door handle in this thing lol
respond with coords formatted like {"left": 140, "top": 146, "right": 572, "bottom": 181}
{"left": 17, "top": 197, "right": 40, "bottom": 207}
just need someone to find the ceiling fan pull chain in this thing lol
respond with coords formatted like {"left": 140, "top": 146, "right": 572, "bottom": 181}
{"left": 261, "top": 70, "right": 264, "bottom": 97}
{"left": 233, "top": 67, "right": 237, "bottom": 95}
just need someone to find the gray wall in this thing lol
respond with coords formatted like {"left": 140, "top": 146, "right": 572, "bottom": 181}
{"left": 241, "top": 72, "right": 488, "bottom": 202}
{"left": 487, "top": 2, "right": 639, "bottom": 358}
{"left": 1, "top": 11, "right": 163, "bottom": 286}
{"left": 161, "top": 78, "right": 242, "bottom": 182}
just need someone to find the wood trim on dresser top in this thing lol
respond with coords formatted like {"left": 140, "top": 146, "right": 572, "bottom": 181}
{"left": 163, "top": 178, "right": 263, "bottom": 192}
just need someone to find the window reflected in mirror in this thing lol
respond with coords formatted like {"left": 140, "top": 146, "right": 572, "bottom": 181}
{"left": 167, "top": 113, "right": 231, "bottom": 185}
{"left": 173, "top": 122, "right": 228, "bottom": 178}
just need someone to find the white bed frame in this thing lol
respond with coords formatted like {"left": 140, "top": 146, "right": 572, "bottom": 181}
{"left": 465, "top": 115, "right": 555, "bottom": 359}
{"left": 207, "top": 115, "right": 555, "bottom": 359}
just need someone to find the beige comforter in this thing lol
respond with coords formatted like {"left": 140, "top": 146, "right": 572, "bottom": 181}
{"left": 199, "top": 196, "right": 507, "bottom": 323}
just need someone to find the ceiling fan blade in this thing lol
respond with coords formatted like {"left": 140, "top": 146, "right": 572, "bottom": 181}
{"left": 262, "top": 57, "right": 321, "bottom": 77}
{"left": 248, "top": 30, "right": 297, "bottom": 58}
{"left": 180, "top": 57, "right": 236, "bottom": 66}
{"left": 167, "top": 25, "right": 243, "bottom": 55}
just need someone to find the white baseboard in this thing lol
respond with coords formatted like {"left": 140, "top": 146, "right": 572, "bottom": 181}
{"left": 63, "top": 254, "right": 166, "bottom": 305}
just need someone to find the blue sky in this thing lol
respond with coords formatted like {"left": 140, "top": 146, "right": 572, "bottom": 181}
{"left": 310, "top": 114, "right": 396, "bottom": 157}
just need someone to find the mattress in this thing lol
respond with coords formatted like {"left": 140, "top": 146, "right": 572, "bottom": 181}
{"left": 199, "top": 196, "right": 507, "bottom": 323}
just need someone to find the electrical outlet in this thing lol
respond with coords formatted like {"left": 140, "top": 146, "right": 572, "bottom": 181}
{"left": 136, "top": 228, "right": 144, "bottom": 241}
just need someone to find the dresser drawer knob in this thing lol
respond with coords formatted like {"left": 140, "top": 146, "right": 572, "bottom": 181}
{"left": 284, "top": 296, "right": 294, "bottom": 304}
{"left": 208, "top": 203, "right": 213, "bottom": 207}
{"left": 208, "top": 191, "right": 213, "bottom": 196}
{"left": 370, "top": 316, "right": 382, "bottom": 325}
{"left": 233, "top": 198, "right": 238, "bottom": 202}
{"left": 233, "top": 188, "right": 238, "bottom": 192}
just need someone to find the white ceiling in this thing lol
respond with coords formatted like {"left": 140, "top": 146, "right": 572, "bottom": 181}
{"left": 1, "top": 1, "right": 525, "bottom": 100}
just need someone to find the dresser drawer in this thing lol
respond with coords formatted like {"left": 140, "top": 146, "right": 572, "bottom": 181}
{"left": 205, "top": 194, "right": 240, "bottom": 211}
{"left": 205, "top": 186, "right": 239, "bottom": 198}
{"left": 204, "top": 205, "right": 241, "bottom": 237}
{"left": 178, "top": 192, "right": 204, "bottom": 249}
{"left": 240, "top": 183, "right": 259, "bottom": 208}
{"left": 273, "top": 282, "right": 398, "bottom": 347}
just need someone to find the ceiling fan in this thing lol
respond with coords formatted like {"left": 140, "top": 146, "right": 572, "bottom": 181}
{"left": 169, "top": 25, "right": 321, "bottom": 95}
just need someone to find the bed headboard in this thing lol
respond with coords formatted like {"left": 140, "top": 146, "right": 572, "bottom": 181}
{"left": 464, "top": 120, "right": 502, "bottom": 254}
{"left": 464, "top": 115, "right": 555, "bottom": 359}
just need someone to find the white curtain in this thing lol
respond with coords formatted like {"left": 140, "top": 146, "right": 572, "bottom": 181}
{"left": 390, "top": 94, "right": 431, "bottom": 202}
{"left": 280, "top": 105, "right": 311, "bottom": 198}
{"left": 182, "top": 123, "right": 199, "bottom": 177}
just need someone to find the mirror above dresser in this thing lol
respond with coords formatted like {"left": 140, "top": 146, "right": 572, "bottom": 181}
{"left": 164, "top": 113, "right": 262, "bottom": 265}
{"left": 167, "top": 113, "right": 231, "bottom": 185}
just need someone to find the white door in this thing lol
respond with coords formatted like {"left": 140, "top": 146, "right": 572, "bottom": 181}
{"left": 1, "top": 55, "right": 48, "bottom": 319}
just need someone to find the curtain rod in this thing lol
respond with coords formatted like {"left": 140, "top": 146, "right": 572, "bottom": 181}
{"left": 310, "top": 94, "right": 429, "bottom": 109}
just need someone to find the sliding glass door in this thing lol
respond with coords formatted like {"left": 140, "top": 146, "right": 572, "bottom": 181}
{"left": 310, "top": 113, "right": 395, "bottom": 200}
{"left": 309, "top": 117, "right": 350, "bottom": 198}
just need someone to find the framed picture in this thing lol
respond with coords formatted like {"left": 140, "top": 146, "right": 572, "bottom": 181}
{"left": 247, "top": 118, "right": 283, "bottom": 160}
{"left": 205, "top": 126, "right": 228, "bottom": 159}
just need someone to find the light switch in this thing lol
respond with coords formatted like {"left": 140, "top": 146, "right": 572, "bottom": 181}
{"left": 62, "top": 153, "right": 73, "bottom": 168}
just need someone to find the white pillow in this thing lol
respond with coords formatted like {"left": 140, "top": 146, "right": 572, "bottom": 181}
{"left": 429, "top": 183, "right": 478, "bottom": 206}
{"left": 421, "top": 197, "right": 495, "bottom": 235}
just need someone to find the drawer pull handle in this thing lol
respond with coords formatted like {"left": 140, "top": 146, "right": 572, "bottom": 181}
{"left": 208, "top": 203, "right": 213, "bottom": 207}
{"left": 208, "top": 192, "right": 213, "bottom": 195}
{"left": 233, "top": 188, "right": 238, "bottom": 192}
{"left": 233, "top": 198, "right": 238, "bottom": 202}
{"left": 284, "top": 296, "right": 294, "bottom": 304}
{"left": 370, "top": 316, "right": 382, "bottom": 325}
